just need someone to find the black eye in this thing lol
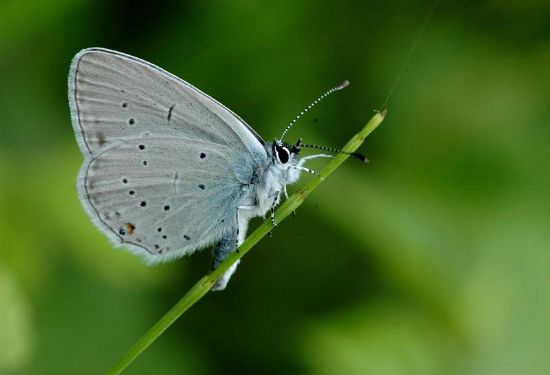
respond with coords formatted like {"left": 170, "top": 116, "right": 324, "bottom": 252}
{"left": 277, "top": 146, "right": 290, "bottom": 164}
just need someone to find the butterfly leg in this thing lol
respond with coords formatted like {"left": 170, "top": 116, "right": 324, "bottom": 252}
{"left": 288, "top": 165, "right": 319, "bottom": 175}
{"left": 286, "top": 154, "right": 332, "bottom": 185}
{"left": 268, "top": 190, "right": 281, "bottom": 237}
{"left": 270, "top": 205, "right": 276, "bottom": 227}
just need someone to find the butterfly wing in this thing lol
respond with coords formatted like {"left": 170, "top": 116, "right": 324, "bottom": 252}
{"left": 68, "top": 48, "right": 267, "bottom": 262}
{"left": 68, "top": 48, "right": 265, "bottom": 159}
{"left": 80, "top": 136, "right": 258, "bottom": 262}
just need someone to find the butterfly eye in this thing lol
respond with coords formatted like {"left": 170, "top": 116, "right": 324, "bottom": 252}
{"left": 276, "top": 145, "right": 290, "bottom": 164}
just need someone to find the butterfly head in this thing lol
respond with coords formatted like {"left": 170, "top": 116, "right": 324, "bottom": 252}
{"left": 272, "top": 138, "right": 301, "bottom": 165}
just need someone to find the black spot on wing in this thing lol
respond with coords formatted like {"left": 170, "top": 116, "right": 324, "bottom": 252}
{"left": 97, "top": 132, "right": 106, "bottom": 147}
{"left": 167, "top": 104, "right": 175, "bottom": 121}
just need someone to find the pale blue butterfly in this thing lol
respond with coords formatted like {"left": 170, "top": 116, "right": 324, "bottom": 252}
{"left": 68, "top": 48, "right": 362, "bottom": 290}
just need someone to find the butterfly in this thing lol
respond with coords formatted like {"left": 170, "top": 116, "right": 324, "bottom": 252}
{"left": 68, "top": 48, "right": 357, "bottom": 290}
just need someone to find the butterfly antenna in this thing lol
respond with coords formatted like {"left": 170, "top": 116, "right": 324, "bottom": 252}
{"left": 301, "top": 143, "right": 369, "bottom": 163}
{"left": 279, "top": 80, "right": 350, "bottom": 141}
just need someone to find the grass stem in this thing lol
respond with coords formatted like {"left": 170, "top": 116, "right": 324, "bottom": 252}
{"left": 106, "top": 110, "right": 385, "bottom": 374}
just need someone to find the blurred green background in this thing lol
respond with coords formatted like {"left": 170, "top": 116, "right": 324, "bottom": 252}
{"left": 1, "top": 0, "right": 549, "bottom": 374}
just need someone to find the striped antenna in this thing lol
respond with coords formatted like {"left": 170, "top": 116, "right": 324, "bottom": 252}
{"left": 279, "top": 80, "right": 350, "bottom": 141}
{"left": 301, "top": 143, "right": 369, "bottom": 163}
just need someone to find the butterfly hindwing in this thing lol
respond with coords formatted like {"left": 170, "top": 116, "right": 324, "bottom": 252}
{"left": 80, "top": 136, "right": 257, "bottom": 262}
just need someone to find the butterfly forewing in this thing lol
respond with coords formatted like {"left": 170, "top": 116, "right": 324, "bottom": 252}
{"left": 69, "top": 48, "right": 265, "bottom": 157}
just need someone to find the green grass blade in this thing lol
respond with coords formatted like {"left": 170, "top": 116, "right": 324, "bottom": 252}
{"left": 106, "top": 110, "right": 385, "bottom": 375}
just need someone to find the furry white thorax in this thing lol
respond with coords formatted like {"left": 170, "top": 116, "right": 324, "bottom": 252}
{"left": 213, "top": 140, "right": 333, "bottom": 290}
{"left": 236, "top": 140, "right": 331, "bottom": 240}
{"left": 237, "top": 141, "right": 295, "bottom": 233}
{"left": 213, "top": 141, "right": 299, "bottom": 290}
